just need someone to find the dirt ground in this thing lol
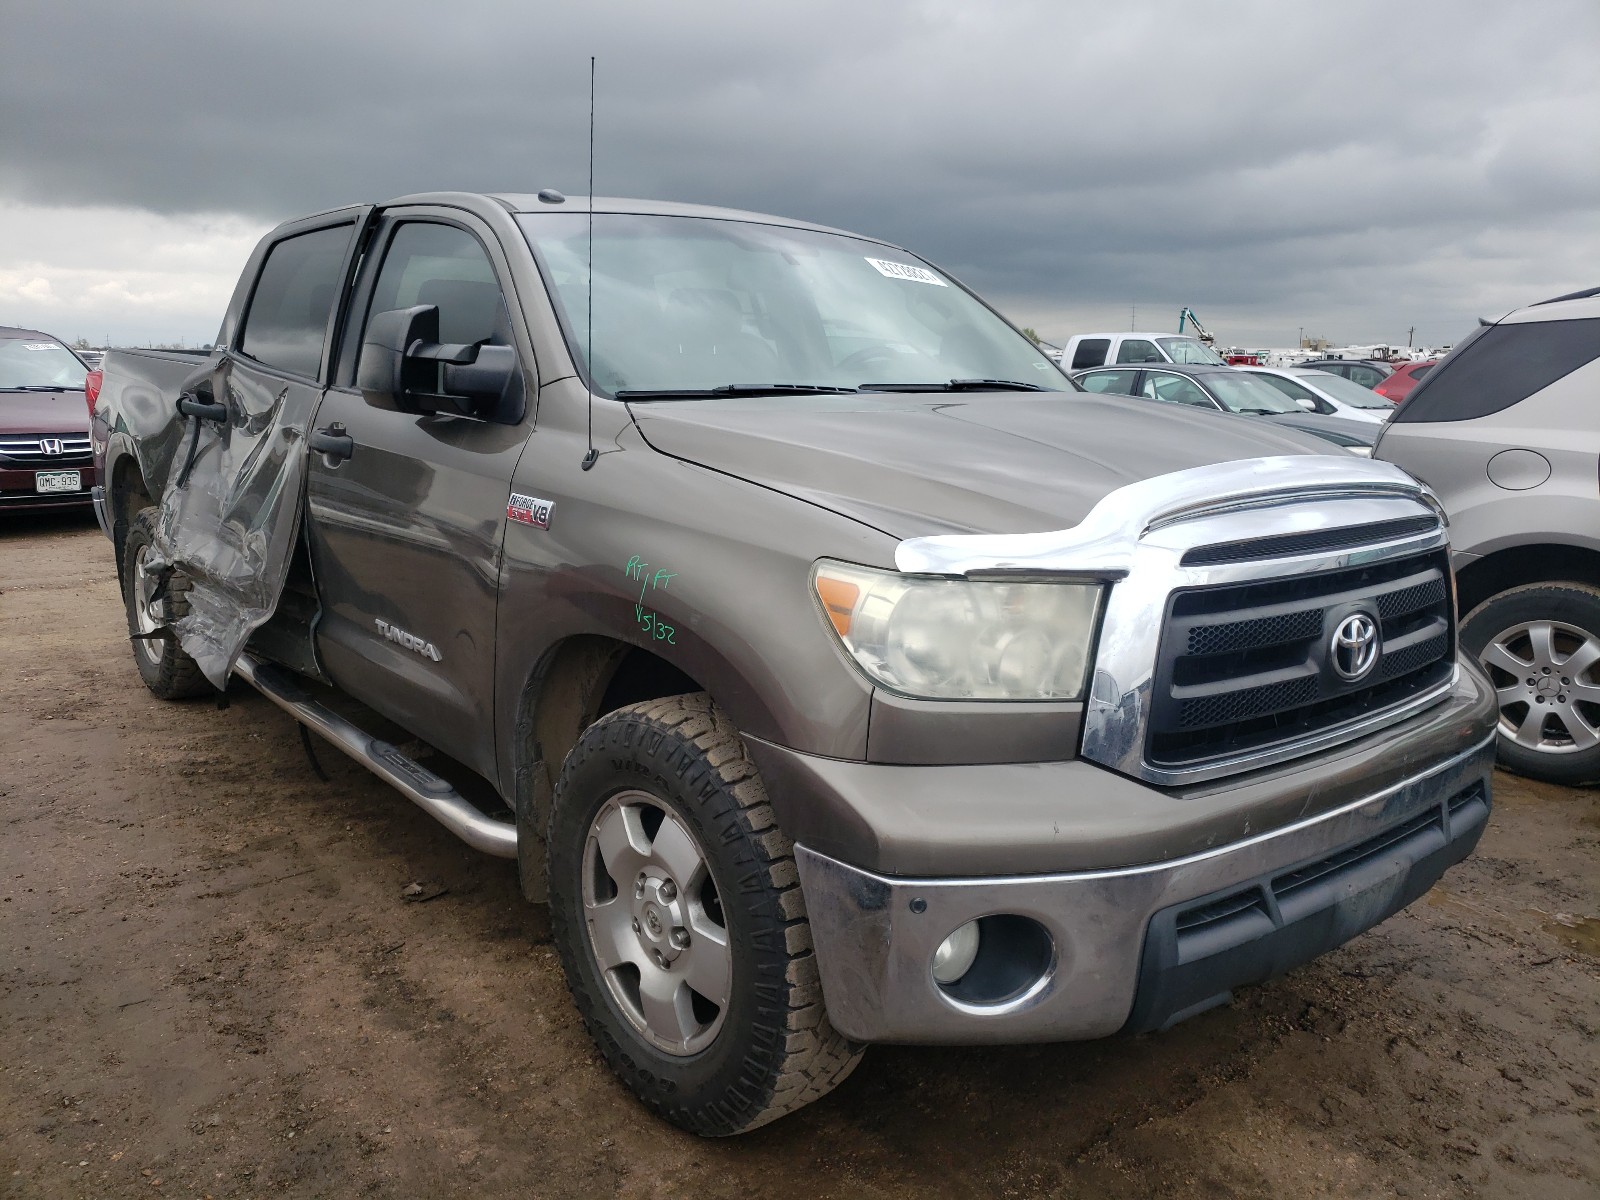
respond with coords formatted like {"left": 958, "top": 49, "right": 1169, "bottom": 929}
{"left": 2, "top": 512, "right": 1596, "bottom": 1200}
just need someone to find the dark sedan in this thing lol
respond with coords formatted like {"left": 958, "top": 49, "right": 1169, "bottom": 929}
{"left": 1, "top": 326, "right": 98, "bottom": 511}
{"left": 1072, "top": 361, "right": 1379, "bottom": 454}
{"left": 1299, "top": 358, "right": 1395, "bottom": 390}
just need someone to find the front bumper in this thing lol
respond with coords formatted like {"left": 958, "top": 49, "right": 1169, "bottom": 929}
{"left": 795, "top": 733, "right": 1495, "bottom": 1044}
{"left": 0, "top": 464, "right": 99, "bottom": 511}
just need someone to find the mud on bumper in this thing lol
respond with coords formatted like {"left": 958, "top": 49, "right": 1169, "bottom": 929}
{"left": 794, "top": 734, "right": 1495, "bottom": 1045}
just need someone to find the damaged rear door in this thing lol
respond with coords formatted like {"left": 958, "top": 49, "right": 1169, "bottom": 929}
{"left": 149, "top": 208, "right": 374, "bottom": 686}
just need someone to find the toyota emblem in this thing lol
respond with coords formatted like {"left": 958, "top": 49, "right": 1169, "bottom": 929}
{"left": 1330, "top": 612, "right": 1380, "bottom": 681}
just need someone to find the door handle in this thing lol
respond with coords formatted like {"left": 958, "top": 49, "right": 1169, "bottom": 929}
{"left": 177, "top": 393, "right": 227, "bottom": 422}
{"left": 310, "top": 423, "right": 354, "bottom": 462}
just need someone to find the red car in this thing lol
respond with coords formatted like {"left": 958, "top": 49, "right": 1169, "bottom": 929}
{"left": 0, "top": 326, "right": 99, "bottom": 512}
{"left": 1374, "top": 360, "right": 1436, "bottom": 404}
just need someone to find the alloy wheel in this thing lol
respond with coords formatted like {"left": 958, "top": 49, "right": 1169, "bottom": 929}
{"left": 581, "top": 790, "right": 731, "bottom": 1056}
{"left": 1479, "top": 619, "right": 1600, "bottom": 754}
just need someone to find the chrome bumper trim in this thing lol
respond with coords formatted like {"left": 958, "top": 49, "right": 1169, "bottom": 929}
{"left": 795, "top": 733, "right": 1495, "bottom": 1045}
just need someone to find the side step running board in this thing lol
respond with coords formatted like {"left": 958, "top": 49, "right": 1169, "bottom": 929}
{"left": 232, "top": 654, "right": 519, "bottom": 859}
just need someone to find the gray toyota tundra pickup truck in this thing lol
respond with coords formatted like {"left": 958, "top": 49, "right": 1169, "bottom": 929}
{"left": 91, "top": 191, "right": 1498, "bottom": 1136}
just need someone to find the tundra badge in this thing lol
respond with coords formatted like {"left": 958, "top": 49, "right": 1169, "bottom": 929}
{"left": 374, "top": 618, "right": 442, "bottom": 662}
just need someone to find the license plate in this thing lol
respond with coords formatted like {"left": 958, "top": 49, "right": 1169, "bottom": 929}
{"left": 35, "top": 470, "right": 82, "bottom": 494}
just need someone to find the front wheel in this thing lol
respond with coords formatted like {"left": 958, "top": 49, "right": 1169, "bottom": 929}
{"left": 547, "top": 693, "right": 862, "bottom": 1135}
{"left": 1461, "top": 582, "right": 1600, "bottom": 785}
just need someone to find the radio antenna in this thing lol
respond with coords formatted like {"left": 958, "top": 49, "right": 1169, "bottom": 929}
{"left": 581, "top": 56, "right": 599, "bottom": 471}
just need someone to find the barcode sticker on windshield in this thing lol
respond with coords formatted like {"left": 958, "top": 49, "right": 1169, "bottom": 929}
{"left": 865, "top": 258, "right": 947, "bottom": 286}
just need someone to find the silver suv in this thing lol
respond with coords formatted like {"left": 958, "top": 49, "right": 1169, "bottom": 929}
{"left": 1376, "top": 286, "right": 1600, "bottom": 785}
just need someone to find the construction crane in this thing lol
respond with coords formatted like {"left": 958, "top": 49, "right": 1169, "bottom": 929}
{"left": 1177, "top": 307, "right": 1215, "bottom": 346}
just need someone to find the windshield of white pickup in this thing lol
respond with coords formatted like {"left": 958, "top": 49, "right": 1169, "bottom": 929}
{"left": 1156, "top": 337, "right": 1227, "bottom": 365}
{"left": 518, "top": 213, "right": 1066, "bottom": 396}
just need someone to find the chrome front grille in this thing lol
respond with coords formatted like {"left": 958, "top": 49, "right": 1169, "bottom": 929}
{"left": 1145, "top": 548, "right": 1455, "bottom": 770}
{"left": 0, "top": 433, "right": 93, "bottom": 467}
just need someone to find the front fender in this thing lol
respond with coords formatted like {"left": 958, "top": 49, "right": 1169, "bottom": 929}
{"left": 492, "top": 401, "right": 893, "bottom": 799}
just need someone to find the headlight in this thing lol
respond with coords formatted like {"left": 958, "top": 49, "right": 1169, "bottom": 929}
{"left": 812, "top": 559, "right": 1102, "bottom": 701}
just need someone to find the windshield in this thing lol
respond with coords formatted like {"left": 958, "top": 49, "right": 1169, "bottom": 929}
{"left": 0, "top": 338, "right": 86, "bottom": 391}
{"left": 518, "top": 213, "right": 1066, "bottom": 395}
{"left": 1294, "top": 371, "right": 1394, "bottom": 409}
{"left": 1157, "top": 336, "right": 1227, "bottom": 365}
{"left": 1204, "top": 372, "right": 1304, "bottom": 414}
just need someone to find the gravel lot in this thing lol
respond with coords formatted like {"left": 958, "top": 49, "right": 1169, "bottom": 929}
{"left": 3, "top": 512, "right": 1597, "bottom": 1199}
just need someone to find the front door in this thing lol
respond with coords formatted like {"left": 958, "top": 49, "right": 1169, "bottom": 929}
{"left": 305, "top": 211, "right": 533, "bottom": 782}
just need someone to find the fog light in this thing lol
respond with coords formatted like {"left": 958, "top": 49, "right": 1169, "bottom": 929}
{"left": 931, "top": 920, "right": 981, "bottom": 984}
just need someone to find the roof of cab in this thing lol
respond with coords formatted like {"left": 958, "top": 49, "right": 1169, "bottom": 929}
{"left": 489, "top": 193, "right": 868, "bottom": 240}
{"left": 0, "top": 326, "right": 60, "bottom": 341}
{"left": 1068, "top": 332, "right": 1200, "bottom": 341}
{"left": 266, "top": 192, "right": 899, "bottom": 251}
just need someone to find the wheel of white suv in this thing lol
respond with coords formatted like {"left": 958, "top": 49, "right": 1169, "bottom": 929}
{"left": 1461, "top": 582, "right": 1600, "bottom": 785}
{"left": 546, "top": 692, "right": 862, "bottom": 1135}
{"left": 122, "top": 508, "right": 214, "bottom": 700}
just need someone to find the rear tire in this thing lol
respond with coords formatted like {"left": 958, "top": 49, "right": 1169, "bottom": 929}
{"left": 1460, "top": 582, "right": 1600, "bottom": 786}
{"left": 547, "top": 693, "right": 862, "bottom": 1135}
{"left": 122, "top": 508, "right": 213, "bottom": 700}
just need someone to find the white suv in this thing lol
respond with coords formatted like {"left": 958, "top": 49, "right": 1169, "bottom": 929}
{"left": 1375, "top": 286, "right": 1600, "bottom": 784}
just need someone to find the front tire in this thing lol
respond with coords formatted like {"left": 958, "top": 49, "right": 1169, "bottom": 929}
{"left": 547, "top": 693, "right": 862, "bottom": 1135}
{"left": 1461, "top": 582, "right": 1600, "bottom": 785}
{"left": 122, "top": 507, "right": 213, "bottom": 700}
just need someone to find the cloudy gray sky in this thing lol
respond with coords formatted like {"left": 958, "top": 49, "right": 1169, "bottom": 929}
{"left": 2, "top": 0, "right": 1596, "bottom": 349}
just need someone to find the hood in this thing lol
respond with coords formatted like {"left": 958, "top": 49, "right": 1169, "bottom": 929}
{"left": 0, "top": 388, "right": 89, "bottom": 435}
{"left": 1259, "top": 410, "right": 1379, "bottom": 447}
{"left": 630, "top": 391, "right": 1335, "bottom": 537}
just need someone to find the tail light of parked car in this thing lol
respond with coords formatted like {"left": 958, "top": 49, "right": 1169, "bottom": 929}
{"left": 84, "top": 369, "right": 103, "bottom": 416}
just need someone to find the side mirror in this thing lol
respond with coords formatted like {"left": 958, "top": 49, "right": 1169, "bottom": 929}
{"left": 1296, "top": 397, "right": 1316, "bottom": 411}
{"left": 357, "top": 305, "right": 522, "bottom": 421}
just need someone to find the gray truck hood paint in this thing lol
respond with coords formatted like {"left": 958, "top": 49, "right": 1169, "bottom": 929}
{"left": 630, "top": 392, "right": 1331, "bottom": 537}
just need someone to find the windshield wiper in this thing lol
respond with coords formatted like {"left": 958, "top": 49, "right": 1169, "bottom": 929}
{"left": 0, "top": 385, "right": 74, "bottom": 392}
{"left": 614, "top": 384, "right": 860, "bottom": 400}
{"left": 859, "top": 378, "right": 1051, "bottom": 393}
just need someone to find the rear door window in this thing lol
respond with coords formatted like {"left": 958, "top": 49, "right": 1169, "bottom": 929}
{"left": 1116, "top": 338, "right": 1162, "bottom": 364}
{"left": 1071, "top": 338, "right": 1110, "bottom": 369}
{"left": 1347, "top": 363, "right": 1386, "bottom": 388}
{"left": 237, "top": 224, "right": 355, "bottom": 379}
{"left": 1395, "top": 317, "right": 1600, "bottom": 422}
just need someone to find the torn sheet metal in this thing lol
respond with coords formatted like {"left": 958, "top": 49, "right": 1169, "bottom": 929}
{"left": 145, "top": 364, "right": 317, "bottom": 688}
